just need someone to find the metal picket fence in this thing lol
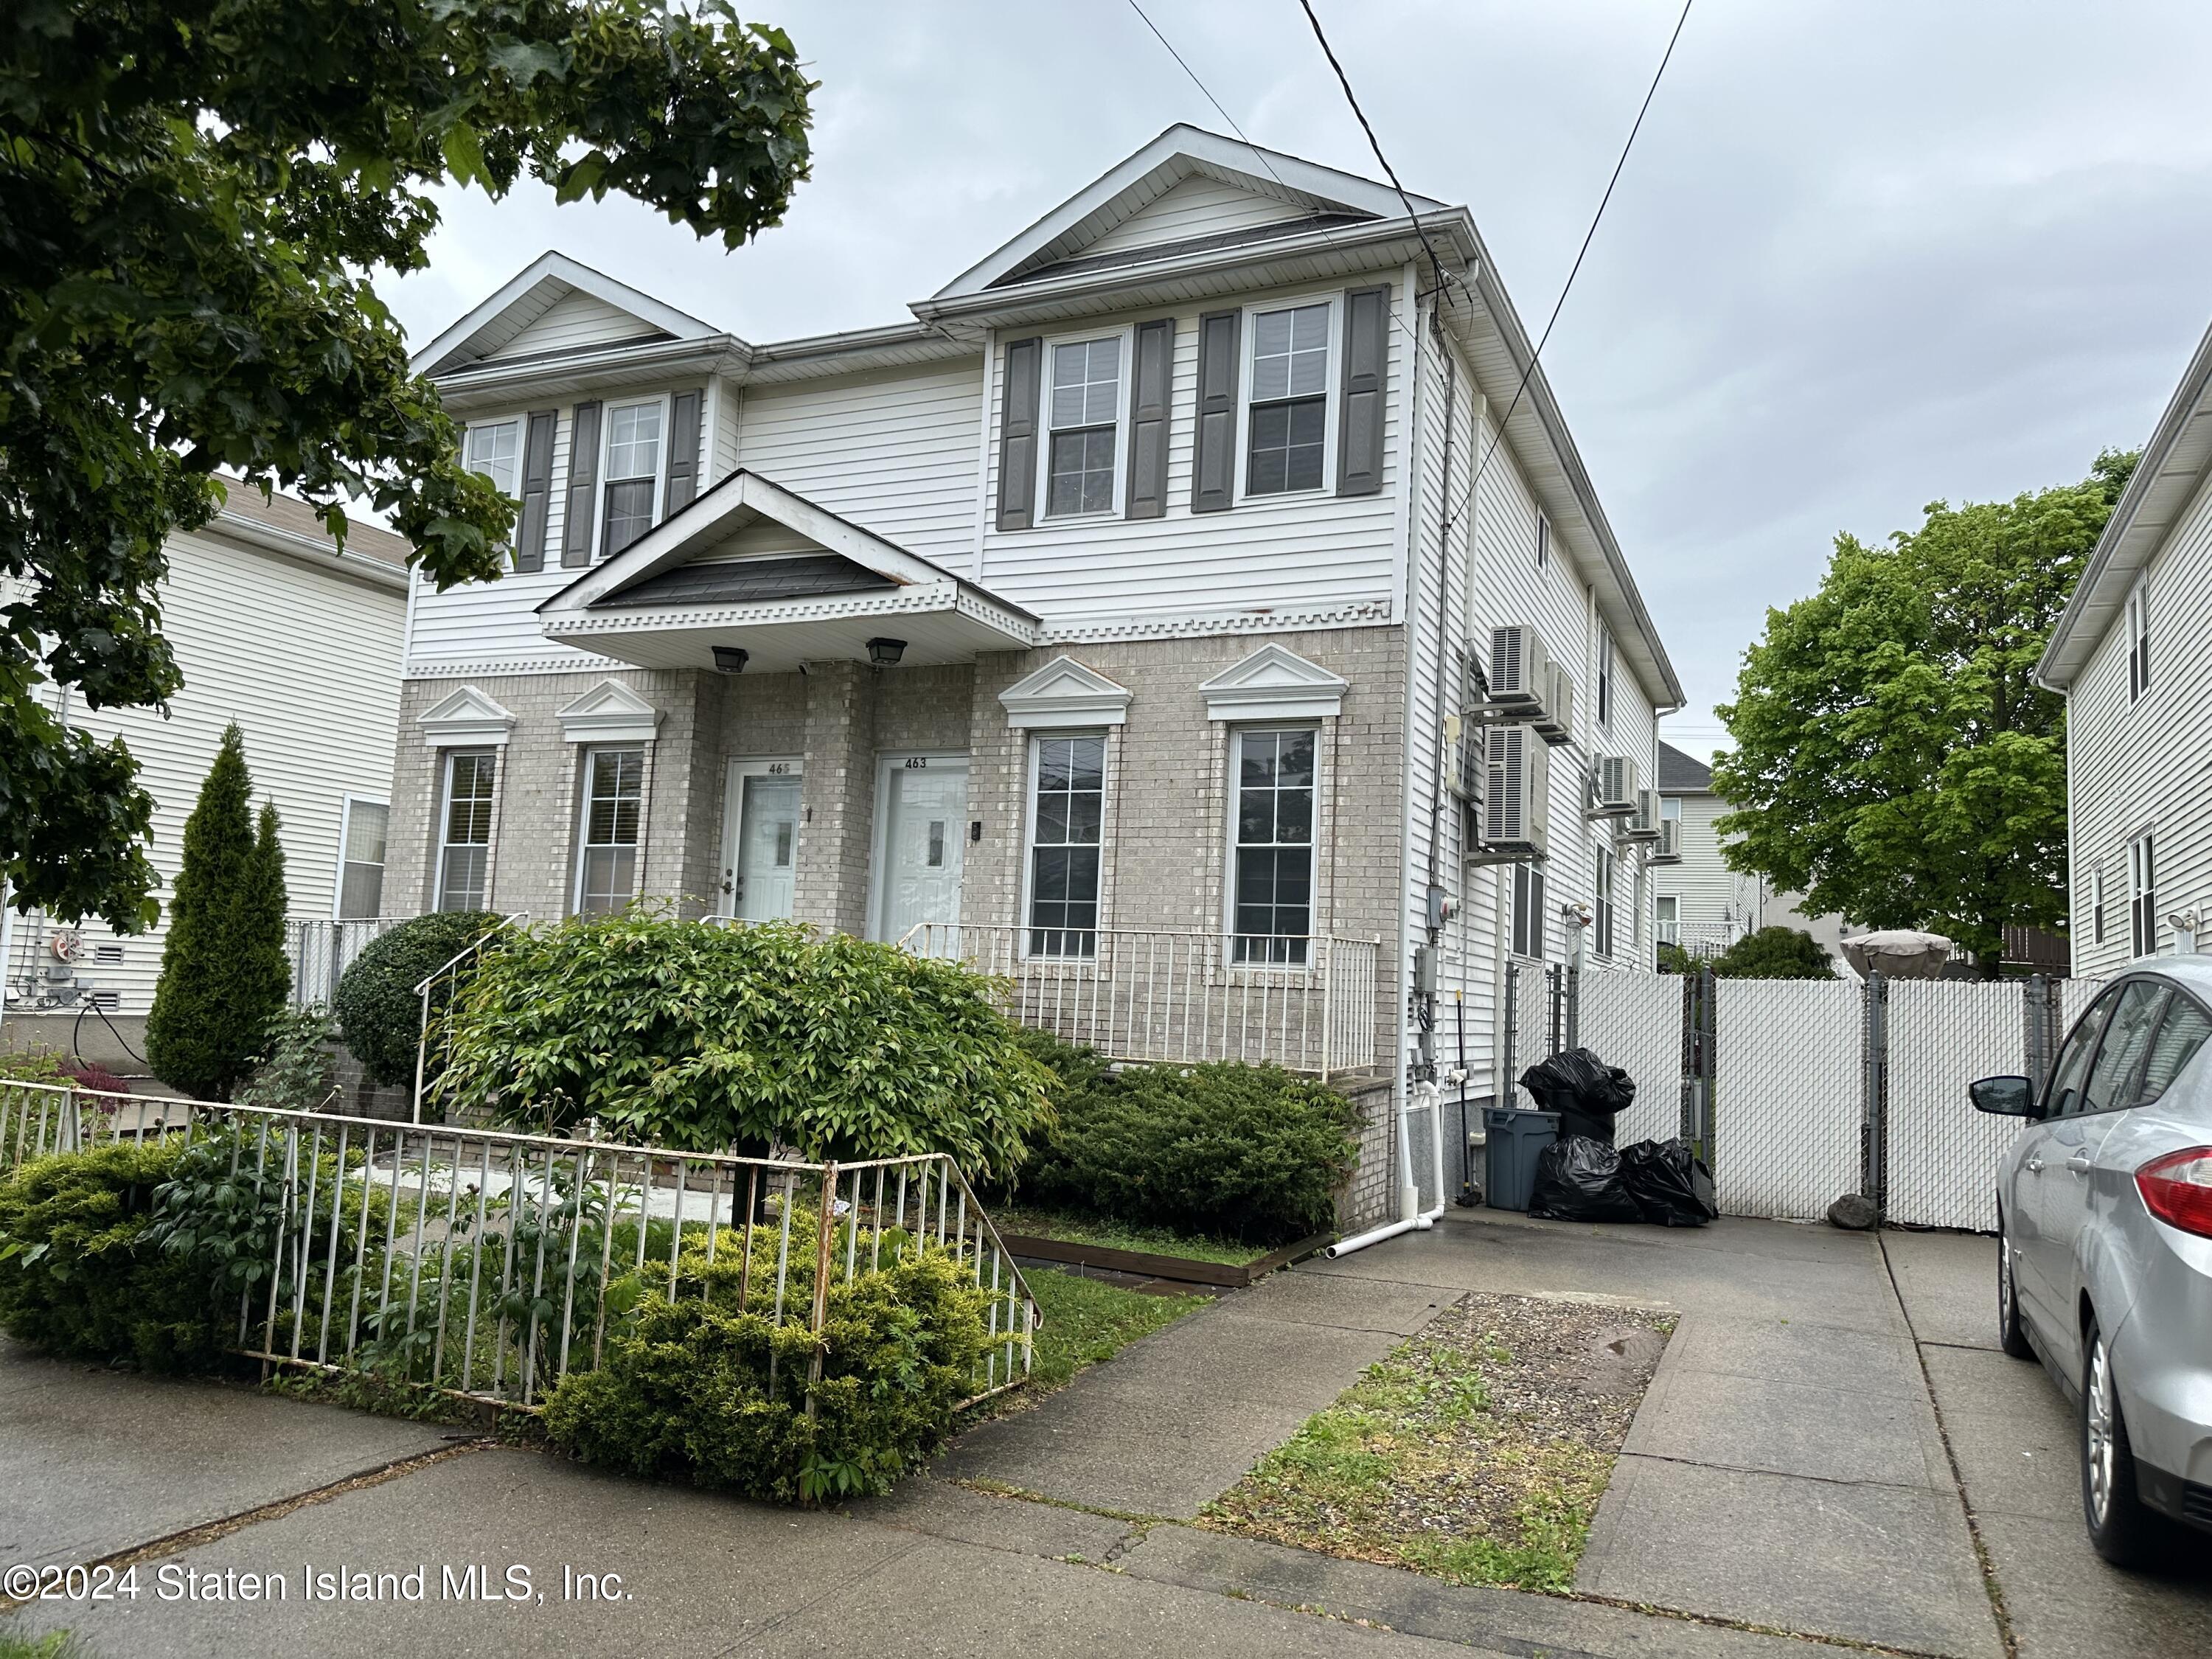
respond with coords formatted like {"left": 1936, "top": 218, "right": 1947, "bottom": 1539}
{"left": 0, "top": 1081, "right": 1040, "bottom": 1411}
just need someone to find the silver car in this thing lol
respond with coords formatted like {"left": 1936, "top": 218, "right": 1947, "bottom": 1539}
{"left": 1972, "top": 958, "right": 2212, "bottom": 1566}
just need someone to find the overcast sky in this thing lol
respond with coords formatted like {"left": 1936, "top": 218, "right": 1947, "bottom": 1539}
{"left": 380, "top": 0, "right": 2212, "bottom": 757}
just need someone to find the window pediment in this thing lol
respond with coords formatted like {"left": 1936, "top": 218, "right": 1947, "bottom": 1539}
{"left": 1200, "top": 644, "right": 1348, "bottom": 721}
{"left": 420, "top": 684, "right": 515, "bottom": 748}
{"left": 999, "top": 655, "right": 1132, "bottom": 730}
{"left": 557, "top": 679, "right": 662, "bottom": 745}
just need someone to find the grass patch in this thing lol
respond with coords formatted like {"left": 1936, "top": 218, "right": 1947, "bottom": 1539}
{"left": 964, "top": 1267, "right": 1206, "bottom": 1422}
{"left": 990, "top": 1203, "right": 1281, "bottom": 1267}
{"left": 1202, "top": 1292, "right": 1672, "bottom": 1593}
{"left": 0, "top": 1633, "right": 89, "bottom": 1659}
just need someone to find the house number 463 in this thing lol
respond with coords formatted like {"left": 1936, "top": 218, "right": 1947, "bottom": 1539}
{"left": 903, "top": 757, "right": 929, "bottom": 769}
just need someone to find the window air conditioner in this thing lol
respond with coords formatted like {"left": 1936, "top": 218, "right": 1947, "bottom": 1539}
{"left": 1648, "top": 818, "right": 1681, "bottom": 865}
{"left": 1487, "top": 625, "right": 1551, "bottom": 706}
{"left": 1532, "top": 663, "right": 1574, "bottom": 745}
{"left": 1591, "top": 754, "right": 1638, "bottom": 817}
{"left": 1624, "top": 788, "right": 1661, "bottom": 842}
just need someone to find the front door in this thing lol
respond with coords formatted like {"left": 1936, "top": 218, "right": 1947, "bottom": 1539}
{"left": 872, "top": 754, "right": 967, "bottom": 947}
{"left": 723, "top": 760, "right": 801, "bottom": 922}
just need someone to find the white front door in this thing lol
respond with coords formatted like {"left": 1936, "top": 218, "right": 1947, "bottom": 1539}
{"left": 723, "top": 760, "right": 801, "bottom": 922}
{"left": 872, "top": 754, "right": 967, "bottom": 945}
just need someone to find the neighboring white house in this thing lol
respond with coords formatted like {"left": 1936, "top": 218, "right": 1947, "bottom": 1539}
{"left": 1, "top": 487, "right": 409, "bottom": 1051}
{"left": 2039, "top": 316, "right": 2212, "bottom": 974}
{"left": 1649, "top": 742, "right": 1761, "bottom": 958}
{"left": 396, "top": 126, "right": 1683, "bottom": 1222}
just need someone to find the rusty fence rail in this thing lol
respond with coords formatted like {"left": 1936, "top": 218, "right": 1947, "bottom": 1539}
{"left": 0, "top": 1081, "right": 1037, "bottom": 1411}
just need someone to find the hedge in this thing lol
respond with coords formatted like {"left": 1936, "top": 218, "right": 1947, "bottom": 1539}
{"left": 333, "top": 911, "right": 504, "bottom": 1086}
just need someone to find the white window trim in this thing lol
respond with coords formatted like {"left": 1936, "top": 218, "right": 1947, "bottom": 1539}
{"left": 330, "top": 793, "right": 390, "bottom": 920}
{"left": 594, "top": 391, "right": 673, "bottom": 560}
{"left": 557, "top": 679, "right": 662, "bottom": 745}
{"left": 2091, "top": 866, "right": 2106, "bottom": 946}
{"left": 998, "top": 655, "right": 1132, "bottom": 730}
{"left": 1199, "top": 642, "right": 1348, "bottom": 722}
{"left": 1593, "top": 849, "right": 1615, "bottom": 960}
{"left": 1596, "top": 628, "right": 1615, "bottom": 731}
{"left": 1536, "top": 512, "right": 1550, "bottom": 568}
{"left": 1234, "top": 290, "right": 1340, "bottom": 504}
{"left": 571, "top": 745, "right": 647, "bottom": 916}
{"left": 464, "top": 417, "right": 522, "bottom": 498}
{"left": 2129, "top": 832, "right": 2157, "bottom": 958}
{"left": 1034, "top": 324, "right": 1134, "bottom": 522}
{"left": 434, "top": 749, "right": 498, "bottom": 912}
{"left": 1220, "top": 724, "right": 1321, "bottom": 967}
{"left": 1018, "top": 731, "right": 1110, "bottom": 962}
{"left": 419, "top": 684, "right": 515, "bottom": 748}
{"left": 2126, "top": 581, "right": 2149, "bottom": 703}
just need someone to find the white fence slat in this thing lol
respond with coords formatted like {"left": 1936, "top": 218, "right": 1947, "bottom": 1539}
{"left": 1577, "top": 970, "right": 1684, "bottom": 1144}
{"left": 1882, "top": 981, "right": 2031, "bottom": 1231}
{"left": 1714, "top": 979, "right": 1865, "bottom": 1221}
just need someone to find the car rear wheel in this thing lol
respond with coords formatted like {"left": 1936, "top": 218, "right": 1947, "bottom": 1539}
{"left": 1996, "top": 1210, "right": 2034, "bottom": 1360}
{"left": 2081, "top": 1317, "right": 2160, "bottom": 1567}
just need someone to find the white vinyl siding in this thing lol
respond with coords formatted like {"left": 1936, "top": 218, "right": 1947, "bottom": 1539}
{"left": 2066, "top": 461, "right": 2212, "bottom": 975}
{"left": 483, "top": 288, "right": 664, "bottom": 361}
{"left": 1082, "top": 174, "right": 1311, "bottom": 255}
{"left": 10, "top": 526, "right": 405, "bottom": 1013}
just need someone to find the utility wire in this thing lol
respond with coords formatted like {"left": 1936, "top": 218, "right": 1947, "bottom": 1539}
{"left": 1295, "top": 0, "right": 1455, "bottom": 300}
{"left": 1447, "top": 0, "right": 1694, "bottom": 531}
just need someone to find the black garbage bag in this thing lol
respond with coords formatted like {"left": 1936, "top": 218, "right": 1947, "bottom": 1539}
{"left": 1526, "top": 1135, "right": 1644, "bottom": 1223}
{"left": 1618, "top": 1138, "right": 1717, "bottom": 1228}
{"left": 1518, "top": 1047, "right": 1638, "bottom": 1146}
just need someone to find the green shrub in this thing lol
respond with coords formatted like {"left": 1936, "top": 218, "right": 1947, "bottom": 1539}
{"left": 543, "top": 1236, "right": 991, "bottom": 1504}
{"left": 235, "top": 1007, "right": 340, "bottom": 1113}
{"left": 1020, "top": 1061, "right": 1360, "bottom": 1245}
{"left": 439, "top": 912, "right": 1052, "bottom": 1178}
{"left": 333, "top": 910, "right": 504, "bottom": 1086}
{"left": 1655, "top": 942, "right": 1694, "bottom": 975}
{"left": 1711, "top": 925, "right": 1838, "bottom": 980}
{"left": 0, "top": 1139, "right": 232, "bottom": 1371}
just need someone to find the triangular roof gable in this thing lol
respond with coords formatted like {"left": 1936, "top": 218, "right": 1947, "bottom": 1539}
{"left": 412, "top": 251, "right": 720, "bottom": 377}
{"left": 538, "top": 470, "right": 1036, "bottom": 621}
{"left": 934, "top": 124, "right": 1440, "bottom": 300}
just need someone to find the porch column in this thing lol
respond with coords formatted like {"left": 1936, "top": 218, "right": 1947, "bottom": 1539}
{"left": 796, "top": 659, "right": 877, "bottom": 936}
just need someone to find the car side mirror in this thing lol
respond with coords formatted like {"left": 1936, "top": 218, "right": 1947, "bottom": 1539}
{"left": 1969, "top": 1075, "right": 2040, "bottom": 1119}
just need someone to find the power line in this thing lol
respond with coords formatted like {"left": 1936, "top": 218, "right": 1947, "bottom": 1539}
{"left": 1294, "top": 0, "right": 1454, "bottom": 300}
{"left": 1447, "top": 0, "right": 1695, "bottom": 531}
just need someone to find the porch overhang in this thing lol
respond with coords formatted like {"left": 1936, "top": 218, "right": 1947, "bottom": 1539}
{"left": 538, "top": 469, "right": 1043, "bottom": 672}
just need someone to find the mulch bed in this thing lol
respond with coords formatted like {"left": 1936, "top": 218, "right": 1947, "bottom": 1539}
{"left": 1201, "top": 1290, "right": 1674, "bottom": 1593}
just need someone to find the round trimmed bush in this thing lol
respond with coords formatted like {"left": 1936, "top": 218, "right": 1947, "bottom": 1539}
{"left": 1711, "top": 925, "right": 1838, "bottom": 981}
{"left": 333, "top": 911, "right": 503, "bottom": 1086}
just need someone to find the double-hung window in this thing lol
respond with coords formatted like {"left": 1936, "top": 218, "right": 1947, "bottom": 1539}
{"left": 2126, "top": 583, "right": 2150, "bottom": 702}
{"left": 1026, "top": 735, "right": 1105, "bottom": 958}
{"left": 1654, "top": 894, "right": 1678, "bottom": 947}
{"left": 600, "top": 400, "right": 664, "bottom": 558}
{"left": 1245, "top": 302, "right": 1331, "bottom": 495}
{"left": 335, "top": 798, "right": 389, "bottom": 919}
{"left": 1536, "top": 512, "right": 1551, "bottom": 569}
{"left": 2131, "top": 833, "right": 2157, "bottom": 958}
{"left": 1513, "top": 863, "right": 1547, "bottom": 959}
{"left": 437, "top": 751, "right": 496, "bottom": 911}
{"left": 2092, "top": 868, "right": 2107, "bottom": 946}
{"left": 1594, "top": 851, "right": 1615, "bottom": 959}
{"left": 576, "top": 748, "right": 645, "bottom": 914}
{"left": 1596, "top": 630, "right": 1615, "bottom": 729}
{"left": 1231, "top": 728, "right": 1315, "bottom": 964}
{"left": 465, "top": 420, "right": 521, "bottom": 498}
{"left": 1044, "top": 338, "right": 1122, "bottom": 516}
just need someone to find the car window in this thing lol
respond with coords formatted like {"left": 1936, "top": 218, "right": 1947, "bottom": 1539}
{"left": 2046, "top": 987, "right": 2120, "bottom": 1118}
{"left": 2084, "top": 982, "right": 2168, "bottom": 1116}
{"left": 2135, "top": 992, "right": 2212, "bottom": 1107}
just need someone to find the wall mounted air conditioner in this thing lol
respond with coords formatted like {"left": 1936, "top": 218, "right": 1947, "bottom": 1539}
{"left": 1487, "top": 625, "right": 1551, "bottom": 706}
{"left": 1648, "top": 818, "right": 1681, "bottom": 865}
{"left": 1531, "top": 663, "right": 1574, "bottom": 745}
{"left": 1590, "top": 754, "right": 1638, "bottom": 818}
{"left": 1481, "top": 724, "right": 1550, "bottom": 858}
{"left": 1624, "top": 789, "right": 1661, "bottom": 842}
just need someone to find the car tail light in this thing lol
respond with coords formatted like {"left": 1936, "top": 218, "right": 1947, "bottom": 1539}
{"left": 2136, "top": 1147, "right": 2212, "bottom": 1239}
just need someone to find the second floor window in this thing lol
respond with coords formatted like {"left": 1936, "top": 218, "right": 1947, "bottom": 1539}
{"left": 1596, "top": 629, "right": 1615, "bottom": 728}
{"left": 465, "top": 420, "right": 520, "bottom": 498}
{"left": 1046, "top": 338, "right": 1122, "bottom": 516}
{"left": 602, "top": 400, "right": 664, "bottom": 557}
{"left": 1594, "top": 851, "right": 1615, "bottom": 959}
{"left": 437, "top": 751, "right": 496, "bottom": 912}
{"left": 1232, "top": 728, "right": 1315, "bottom": 964}
{"left": 1536, "top": 512, "right": 1550, "bottom": 568}
{"left": 576, "top": 747, "right": 645, "bottom": 914}
{"left": 2126, "top": 583, "right": 2150, "bottom": 702}
{"left": 1027, "top": 734, "right": 1105, "bottom": 958}
{"left": 1655, "top": 894, "right": 1678, "bottom": 946}
{"left": 1246, "top": 302, "right": 1330, "bottom": 495}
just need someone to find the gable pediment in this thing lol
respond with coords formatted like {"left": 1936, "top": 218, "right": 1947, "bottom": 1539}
{"left": 419, "top": 684, "right": 515, "bottom": 748}
{"left": 414, "top": 251, "right": 720, "bottom": 378}
{"left": 1200, "top": 644, "right": 1349, "bottom": 720}
{"left": 999, "top": 656, "right": 1133, "bottom": 729}
{"left": 557, "top": 679, "right": 662, "bottom": 745}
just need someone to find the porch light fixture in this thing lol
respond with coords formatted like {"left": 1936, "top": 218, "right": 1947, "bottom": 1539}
{"left": 712, "top": 646, "right": 749, "bottom": 675}
{"left": 866, "top": 637, "right": 907, "bottom": 669}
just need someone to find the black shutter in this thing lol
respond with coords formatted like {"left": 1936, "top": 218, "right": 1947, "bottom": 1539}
{"left": 1192, "top": 308, "right": 1240, "bottom": 514}
{"left": 1336, "top": 283, "right": 1388, "bottom": 498}
{"left": 515, "top": 409, "right": 556, "bottom": 573}
{"left": 664, "top": 389, "right": 703, "bottom": 515}
{"left": 560, "top": 400, "right": 601, "bottom": 568}
{"left": 1124, "top": 318, "right": 1174, "bottom": 520}
{"left": 996, "top": 337, "right": 1043, "bottom": 532}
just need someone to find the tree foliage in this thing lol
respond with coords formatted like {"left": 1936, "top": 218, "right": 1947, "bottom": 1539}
{"left": 1709, "top": 925, "right": 1837, "bottom": 981}
{"left": 438, "top": 912, "right": 1054, "bottom": 1179}
{"left": 145, "top": 724, "right": 290, "bottom": 1097}
{"left": 2, "top": 1, "right": 815, "bottom": 929}
{"left": 1714, "top": 452, "right": 2136, "bottom": 975}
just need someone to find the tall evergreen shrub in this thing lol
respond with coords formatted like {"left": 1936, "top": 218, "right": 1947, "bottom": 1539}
{"left": 145, "top": 724, "right": 291, "bottom": 1098}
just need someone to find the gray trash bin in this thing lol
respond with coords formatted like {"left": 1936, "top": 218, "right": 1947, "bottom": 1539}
{"left": 1484, "top": 1107, "right": 1560, "bottom": 1212}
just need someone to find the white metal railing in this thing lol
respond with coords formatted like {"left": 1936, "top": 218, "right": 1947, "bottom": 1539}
{"left": 284, "top": 918, "right": 406, "bottom": 1008}
{"left": 0, "top": 1079, "right": 1038, "bottom": 1411}
{"left": 903, "top": 925, "right": 1381, "bottom": 1078}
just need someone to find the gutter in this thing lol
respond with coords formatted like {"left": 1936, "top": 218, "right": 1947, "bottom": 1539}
{"left": 433, "top": 335, "right": 751, "bottom": 403}
{"left": 208, "top": 510, "right": 409, "bottom": 594}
